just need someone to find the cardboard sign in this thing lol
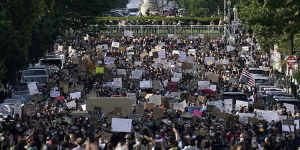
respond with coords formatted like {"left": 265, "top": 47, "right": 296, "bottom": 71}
{"left": 112, "top": 42, "right": 120, "bottom": 48}
{"left": 207, "top": 74, "right": 219, "bottom": 83}
{"left": 153, "top": 107, "right": 164, "bottom": 118}
{"left": 152, "top": 80, "right": 162, "bottom": 90}
{"left": 87, "top": 97, "right": 133, "bottom": 117}
{"left": 96, "top": 67, "right": 104, "bottom": 74}
{"left": 149, "top": 95, "right": 162, "bottom": 106}
{"left": 136, "top": 104, "right": 144, "bottom": 115}
{"left": 144, "top": 103, "right": 156, "bottom": 110}
{"left": 111, "top": 118, "right": 132, "bottom": 132}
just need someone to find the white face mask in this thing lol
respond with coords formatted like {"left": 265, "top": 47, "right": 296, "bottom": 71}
{"left": 99, "top": 142, "right": 106, "bottom": 149}
{"left": 136, "top": 141, "right": 141, "bottom": 145}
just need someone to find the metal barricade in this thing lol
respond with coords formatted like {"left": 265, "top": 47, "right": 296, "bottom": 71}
{"left": 99, "top": 25, "right": 225, "bottom": 38}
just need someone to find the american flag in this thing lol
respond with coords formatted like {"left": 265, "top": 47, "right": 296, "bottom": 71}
{"left": 241, "top": 69, "right": 255, "bottom": 87}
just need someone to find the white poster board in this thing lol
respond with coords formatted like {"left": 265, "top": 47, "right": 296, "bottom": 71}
{"left": 173, "top": 101, "right": 187, "bottom": 112}
{"left": 70, "top": 92, "right": 81, "bottom": 99}
{"left": 235, "top": 100, "right": 248, "bottom": 111}
{"left": 101, "top": 44, "right": 108, "bottom": 50}
{"left": 224, "top": 99, "right": 233, "bottom": 114}
{"left": 284, "top": 103, "right": 295, "bottom": 114}
{"left": 198, "top": 81, "right": 210, "bottom": 89}
{"left": 124, "top": 30, "right": 133, "bottom": 37}
{"left": 140, "top": 81, "right": 152, "bottom": 88}
{"left": 111, "top": 118, "right": 132, "bottom": 132}
{"left": 209, "top": 85, "right": 217, "bottom": 91}
{"left": 113, "top": 78, "right": 122, "bottom": 88}
{"left": 112, "top": 42, "right": 120, "bottom": 48}
{"left": 132, "top": 70, "right": 143, "bottom": 79}
{"left": 238, "top": 113, "right": 255, "bottom": 124}
{"left": 66, "top": 101, "right": 76, "bottom": 109}
{"left": 27, "top": 82, "right": 39, "bottom": 95}
{"left": 104, "top": 57, "right": 115, "bottom": 64}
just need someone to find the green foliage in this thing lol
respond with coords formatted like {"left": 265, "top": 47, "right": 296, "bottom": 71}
{"left": 239, "top": 0, "right": 300, "bottom": 52}
{"left": 0, "top": 0, "right": 129, "bottom": 83}
{"left": 293, "top": 70, "right": 300, "bottom": 84}
{"left": 179, "top": 0, "right": 224, "bottom": 17}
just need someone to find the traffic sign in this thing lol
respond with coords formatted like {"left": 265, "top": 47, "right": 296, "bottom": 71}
{"left": 286, "top": 55, "right": 297, "bottom": 66}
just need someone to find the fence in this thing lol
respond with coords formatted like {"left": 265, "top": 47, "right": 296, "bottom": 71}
{"left": 97, "top": 25, "right": 225, "bottom": 38}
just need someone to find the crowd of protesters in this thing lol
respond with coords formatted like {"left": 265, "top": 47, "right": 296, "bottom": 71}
{"left": 0, "top": 25, "right": 300, "bottom": 150}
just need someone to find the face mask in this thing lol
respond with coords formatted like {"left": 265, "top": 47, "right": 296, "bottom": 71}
{"left": 99, "top": 143, "right": 106, "bottom": 149}
{"left": 136, "top": 141, "right": 141, "bottom": 145}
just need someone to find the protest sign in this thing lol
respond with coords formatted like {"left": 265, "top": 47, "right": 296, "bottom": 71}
{"left": 112, "top": 78, "right": 122, "bottom": 88}
{"left": 58, "top": 45, "right": 63, "bottom": 52}
{"left": 173, "top": 101, "right": 187, "bottom": 112}
{"left": 198, "top": 81, "right": 210, "bottom": 89}
{"left": 127, "top": 93, "right": 137, "bottom": 106}
{"left": 56, "top": 96, "right": 65, "bottom": 101}
{"left": 188, "top": 49, "right": 196, "bottom": 55}
{"left": 149, "top": 95, "right": 162, "bottom": 106}
{"left": 207, "top": 74, "right": 219, "bottom": 83}
{"left": 117, "top": 69, "right": 126, "bottom": 75}
{"left": 206, "top": 100, "right": 223, "bottom": 112}
{"left": 171, "top": 78, "right": 180, "bottom": 82}
{"left": 140, "top": 80, "right": 152, "bottom": 88}
{"left": 144, "top": 103, "right": 156, "bottom": 110}
{"left": 87, "top": 97, "right": 134, "bottom": 117}
{"left": 178, "top": 51, "right": 186, "bottom": 62}
{"left": 132, "top": 70, "right": 143, "bottom": 79}
{"left": 50, "top": 88, "right": 60, "bottom": 98}
{"left": 235, "top": 100, "right": 248, "bottom": 111}
{"left": 66, "top": 101, "right": 76, "bottom": 109}
{"left": 124, "top": 30, "right": 133, "bottom": 37}
{"left": 242, "top": 46, "right": 249, "bottom": 51}
{"left": 224, "top": 99, "right": 233, "bottom": 114}
{"left": 152, "top": 80, "right": 162, "bottom": 90}
{"left": 158, "top": 50, "right": 166, "bottom": 59}
{"left": 209, "top": 85, "right": 217, "bottom": 91}
{"left": 27, "top": 82, "right": 39, "bottom": 95}
{"left": 70, "top": 92, "right": 81, "bottom": 99}
{"left": 111, "top": 118, "right": 132, "bottom": 132}
{"left": 173, "top": 72, "right": 182, "bottom": 79}
{"left": 227, "top": 45, "right": 234, "bottom": 52}
{"left": 284, "top": 103, "right": 295, "bottom": 114}
{"left": 188, "top": 106, "right": 202, "bottom": 114}
{"left": 168, "top": 34, "right": 174, "bottom": 38}
{"left": 112, "top": 42, "right": 120, "bottom": 48}
{"left": 101, "top": 44, "right": 108, "bottom": 50}
{"left": 255, "top": 109, "right": 280, "bottom": 123}
{"left": 136, "top": 104, "right": 144, "bottom": 115}
{"left": 104, "top": 57, "right": 115, "bottom": 64}
{"left": 96, "top": 67, "right": 104, "bottom": 74}
{"left": 167, "top": 82, "right": 177, "bottom": 91}
{"left": 238, "top": 113, "right": 255, "bottom": 124}
{"left": 204, "top": 57, "right": 215, "bottom": 65}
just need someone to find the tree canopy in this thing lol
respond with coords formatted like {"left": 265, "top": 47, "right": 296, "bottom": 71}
{"left": 0, "top": 0, "right": 128, "bottom": 84}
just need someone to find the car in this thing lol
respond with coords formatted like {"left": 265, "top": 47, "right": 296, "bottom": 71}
{"left": 254, "top": 76, "right": 272, "bottom": 87}
{"left": 249, "top": 67, "right": 267, "bottom": 78}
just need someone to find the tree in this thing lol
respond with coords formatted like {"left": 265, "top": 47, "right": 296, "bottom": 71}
{"left": 179, "top": 0, "right": 224, "bottom": 17}
{"left": 238, "top": 0, "right": 300, "bottom": 52}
